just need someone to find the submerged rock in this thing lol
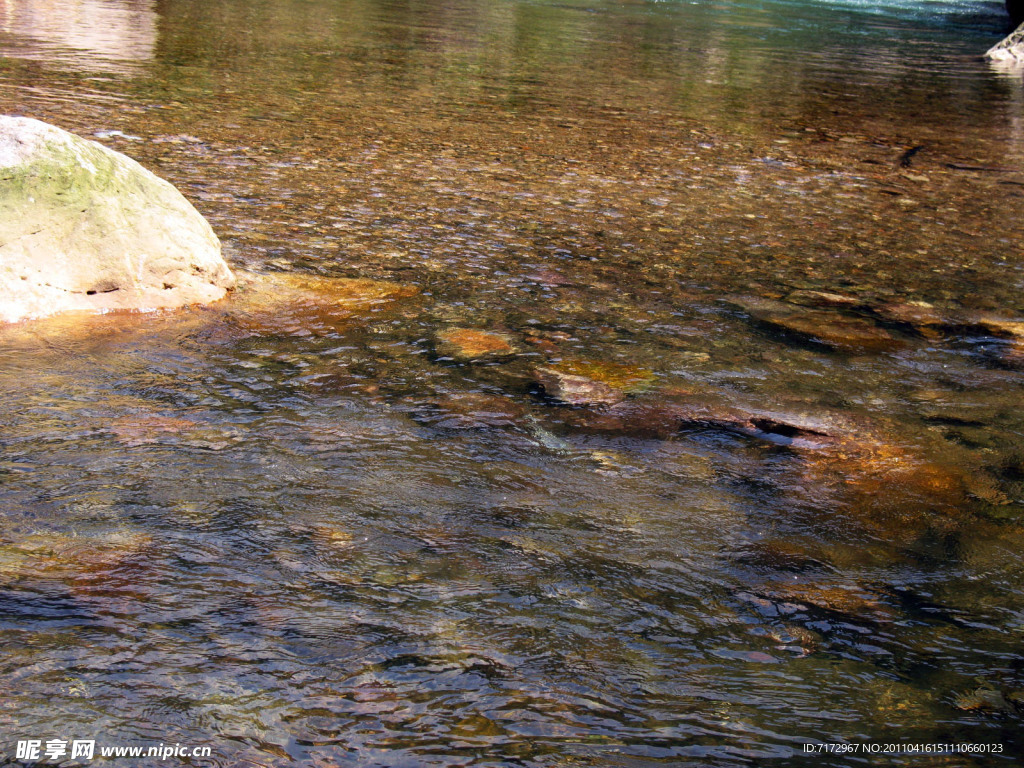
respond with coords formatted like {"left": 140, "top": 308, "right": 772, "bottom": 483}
{"left": 558, "top": 395, "right": 747, "bottom": 439}
{"left": 965, "top": 312, "right": 1024, "bottom": 368}
{"left": 535, "top": 366, "right": 624, "bottom": 406}
{"left": 798, "top": 438, "right": 969, "bottom": 542}
{"left": 728, "top": 295, "right": 899, "bottom": 354}
{"left": 108, "top": 414, "right": 201, "bottom": 446}
{"left": 735, "top": 540, "right": 836, "bottom": 574}
{"left": 104, "top": 412, "right": 241, "bottom": 450}
{"left": 410, "top": 392, "right": 525, "bottom": 429}
{"left": 225, "top": 272, "right": 419, "bottom": 336}
{"left": 716, "top": 405, "right": 972, "bottom": 543}
{"left": 0, "top": 529, "right": 153, "bottom": 588}
{"left": 952, "top": 684, "right": 1022, "bottom": 713}
{"left": 554, "top": 385, "right": 975, "bottom": 547}
{"left": 754, "top": 581, "right": 895, "bottom": 624}
{"left": 784, "top": 289, "right": 861, "bottom": 309}
{"left": 434, "top": 328, "right": 516, "bottom": 362}
{"left": 966, "top": 312, "right": 1024, "bottom": 340}
{"left": 762, "top": 310, "right": 898, "bottom": 353}
{"left": 533, "top": 359, "right": 655, "bottom": 406}
{"left": 871, "top": 300, "right": 947, "bottom": 336}
{"left": 0, "top": 116, "right": 234, "bottom": 323}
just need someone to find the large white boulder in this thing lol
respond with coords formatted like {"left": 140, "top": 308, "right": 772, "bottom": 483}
{"left": 985, "top": 21, "right": 1024, "bottom": 67}
{"left": 0, "top": 116, "right": 234, "bottom": 323}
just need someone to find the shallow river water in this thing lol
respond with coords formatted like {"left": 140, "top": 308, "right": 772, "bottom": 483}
{"left": 2, "top": 0, "right": 1024, "bottom": 765}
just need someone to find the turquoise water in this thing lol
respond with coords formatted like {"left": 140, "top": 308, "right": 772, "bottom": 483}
{"left": 1, "top": 0, "right": 1023, "bottom": 765}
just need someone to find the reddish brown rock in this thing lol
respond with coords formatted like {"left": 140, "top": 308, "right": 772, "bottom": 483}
{"left": 970, "top": 313, "right": 1024, "bottom": 339}
{"left": 729, "top": 295, "right": 899, "bottom": 354}
{"left": 435, "top": 328, "right": 516, "bottom": 362}
{"left": 569, "top": 388, "right": 975, "bottom": 546}
{"left": 225, "top": 272, "right": 419, "bottom": 337}
{"left": 561, "top": 396, "right": 749, "bottom": 438}
{"left": 790, "top": 426, "right": 970, "bottom": 544}
{"left": 763, "top": 310, "right": 898, "bottom": 353}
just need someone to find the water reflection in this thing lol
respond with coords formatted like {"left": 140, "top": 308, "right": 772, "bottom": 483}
{"left": 0, "top": 0, "right": 156, "bottom": 72}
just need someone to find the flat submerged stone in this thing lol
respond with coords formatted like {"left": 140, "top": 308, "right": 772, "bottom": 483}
{"left": 435, "top": 328, "right": 516, "bottom": 361}
{"left": 225, "top": 272, "right": 420, "bottom": 336}
{"left": 728, "top": 295, "right": 899, "bottom": 354}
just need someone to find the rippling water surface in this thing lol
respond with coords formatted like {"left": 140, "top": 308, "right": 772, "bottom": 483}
{"left": 2, "top": 0, "right": 1024, "bottom": 765}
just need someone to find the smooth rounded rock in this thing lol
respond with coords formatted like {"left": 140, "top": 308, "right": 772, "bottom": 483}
{"left": 0, "top": 116, "right": 234, "bottom": 323}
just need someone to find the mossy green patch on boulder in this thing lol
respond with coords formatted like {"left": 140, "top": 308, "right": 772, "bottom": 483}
{"left": 0, "top": 116, "right": 234, "bottom": 323}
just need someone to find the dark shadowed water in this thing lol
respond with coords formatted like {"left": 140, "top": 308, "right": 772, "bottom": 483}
{"left": 1, "top": 0, "right": 1024, "bottom": 765}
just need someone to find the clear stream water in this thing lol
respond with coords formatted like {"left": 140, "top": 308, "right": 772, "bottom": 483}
{"left": 1, "top": 0, "right": 1024, "bottom": 765}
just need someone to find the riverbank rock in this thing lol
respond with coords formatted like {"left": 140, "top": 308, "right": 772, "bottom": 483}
{"left": 0, "top": 116, "right": 235, "bottom": 323}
